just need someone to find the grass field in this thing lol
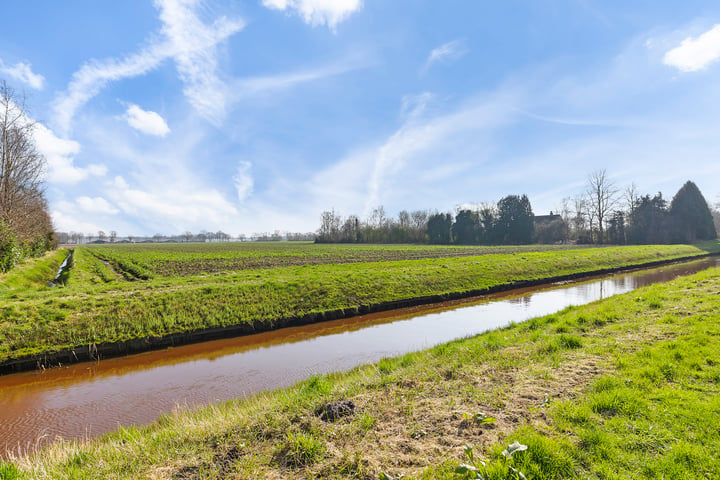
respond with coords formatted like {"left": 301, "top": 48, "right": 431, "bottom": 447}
{"left": 0, "top": 241, "right": 718, "bottom": 366}
{"left": 2, "top": 251, "right": 719, "bottom": 478}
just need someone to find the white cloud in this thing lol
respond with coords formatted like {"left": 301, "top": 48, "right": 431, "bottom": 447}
{"left": 53, "top": 45, "right": 168, "bottom": 135}
{"left": 50, "top": 209, "right": 104, "bottom": 234}
{"left": 53, "top": 0, "right": 244, "bottom": 134}
{"left": 75, "top": 196, "right": 120, "bottom": 215}
{"left": 262, "top": 0, "right": 362, "bottom": 31}
{"left": 106, "top": 175, "right": 240, "bottom": 231}
{"left": 156, "top": 0, "right": 245, "bottom": 124}
{"left": 0, "top": 60, "right": 45, "bottom": 90}
{"left": 233, "top": 161, "right": 254, "bottom": 202}
{"left": 664, "top": 24, "right": 720, "bottom": 72}
{"left": 422, "top": 40, "right": 468, "bottom": 73}
{"left": 125, "top": 104, "right": 171, "bottom": 136}
{"left": 33, "top": 123, "right": 107, "bottom": 184}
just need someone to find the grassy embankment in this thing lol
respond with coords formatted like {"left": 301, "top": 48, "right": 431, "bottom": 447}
{"left": 2, "top": 255, "right": 719, "bottom": 478}
{"left": 0, "top": 242, "right": 718, "bottom": 367}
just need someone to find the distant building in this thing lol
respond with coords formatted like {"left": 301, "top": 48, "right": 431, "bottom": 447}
{"left": 533, "top": 212, "right": 566, "bottom": 244}
{"left": 534, "top": 212, "right": 562, "bottom": 225}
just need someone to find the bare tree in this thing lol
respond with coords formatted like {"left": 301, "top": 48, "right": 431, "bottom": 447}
{"left": 397, "top": 210, "right": 410, "bottom": 228}
{"left": 0, "top": 81, "right": 48, "bottom": 241}
{"left": 570, "top": 194, "right": 588, "bottom": 240}
{"left": 368, "top": 206, "right": 387, "bottom": 228}
{"left": 624, "top": 182, "right": 640, "bottom": 218}
{"left": 586, "top": 169, "right": 618, "bottom": 243}
{"left": 317, "top": 209, "right": 341, "bottom": 242}
{"left": 712, "top": 201, "right": 720, "bottom": 236}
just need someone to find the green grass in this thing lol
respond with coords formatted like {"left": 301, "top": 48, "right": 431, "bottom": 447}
{"left": 0, "top": 249, "right": 70, "bottom": 290}
{"left": 0, "top": 242, "right": 717, "bottom": 365}
{"left": 5, "top": 255, "right": 720, "bottom": 478}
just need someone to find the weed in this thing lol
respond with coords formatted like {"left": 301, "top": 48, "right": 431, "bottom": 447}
{"left": 463, "top": 412, "right": 497, "bottom": 425}
{"left": 454, "top": 443, "right": 529, "bottom": 480}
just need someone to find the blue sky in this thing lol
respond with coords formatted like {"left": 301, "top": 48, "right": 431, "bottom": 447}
{"left": 1, "top": 0, "right": 719, "bottom": 236}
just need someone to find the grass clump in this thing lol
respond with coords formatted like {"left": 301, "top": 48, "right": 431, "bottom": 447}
{"left": 276, "top": 431, "right": 325, "bottom": 467}
{"left": 0, "top": 462, "right": 21, "bottom": 480}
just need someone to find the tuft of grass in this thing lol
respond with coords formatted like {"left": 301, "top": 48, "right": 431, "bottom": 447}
{"left": 276, "top": 431, "right": 325, "bottom": 467}
{"left": 0, "top": 462, "right": 21, "bottom": 480}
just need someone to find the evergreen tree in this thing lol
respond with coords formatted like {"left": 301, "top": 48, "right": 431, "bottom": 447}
{"left": 628, "top": 193, "right": 668, "bottom": 244}
{"left": 427, "top": 213, "right": 453, "bottom": 244}
{"left": 496, "top": 194, "right": 534, "bottom": 244}
{"left": 668, "top": 181, "right": 716, "bottom": 243}
{"left": 453, "top": 209, "right": 479, "bottom": 244}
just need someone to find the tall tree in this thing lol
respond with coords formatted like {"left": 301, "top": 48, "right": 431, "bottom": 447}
{"left": 0, "top": 80, "right": 53, "bottom": 270}
{"left": 316, "top": 209, "right": 341, "bottom": 242}
{"left": 628, "top": 193, "right": 668, "bottom": 244}
{"left": 607, "top": 210, "right": 626, "bottom": 245}
{"left": 477, "top": 203, "right": 497, "bottom": 244}
{"left": 668, "top": 181, "right": 716, "bottom": 243}
{"left": 453, "top": 209, "right": 479, "bottom": 244}
{"left": 586, "top": 169, "right": 618, "bottom": 243}
{"left": 427, "top": 212, "right": 453, "bottom": 244}
{"left": 496, "top": 194, "right": 534, "bottom": 244}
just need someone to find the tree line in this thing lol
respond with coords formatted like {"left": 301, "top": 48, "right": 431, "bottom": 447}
{"left": 0, "top": 81, "right": 54, "bottom": 272}
{"left": 316, "top": 194, "right": 536, "bottom": 245}
{"left": 316, "top": 171, "right": 718, "bottom": 246}
{"left": 55, "top": 230, "right": 317, "bottom": 244}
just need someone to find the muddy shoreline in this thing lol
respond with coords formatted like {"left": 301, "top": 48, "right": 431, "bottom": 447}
{"left": 1, "top": 253, "right": 715, "bottom": 375}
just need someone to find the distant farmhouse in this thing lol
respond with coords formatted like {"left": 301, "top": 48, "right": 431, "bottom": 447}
{"left": 534, "top": 212, "right": 566, "bottom": 244}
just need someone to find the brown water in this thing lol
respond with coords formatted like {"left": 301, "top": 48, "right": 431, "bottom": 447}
{"left": 0, "top": 257, "right": 718, "bottom": 456}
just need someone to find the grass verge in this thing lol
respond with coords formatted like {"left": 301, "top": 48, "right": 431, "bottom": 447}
{"left": 0, "top": 242, "right": 718, "bottom": 367}
{"left": 4, "top": 264, "right": 720, "bottom": 478}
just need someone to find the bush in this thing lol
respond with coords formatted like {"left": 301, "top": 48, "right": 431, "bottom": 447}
{"left": 0, "top": 222, "right": 21, "bottom": 273}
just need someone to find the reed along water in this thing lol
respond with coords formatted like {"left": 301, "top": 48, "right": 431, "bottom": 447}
{"left": 1, "top": 257, "right": 718, "bottom": 456}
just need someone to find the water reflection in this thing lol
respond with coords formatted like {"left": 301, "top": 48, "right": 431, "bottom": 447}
{"left": 0, "top": 257, "right": 717, "bottom": 455}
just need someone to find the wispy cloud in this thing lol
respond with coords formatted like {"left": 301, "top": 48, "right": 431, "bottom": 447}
{"left": 664, "top": 24, "right": 720, "bottom": 72}
{"left": 233, "top": 161, "right": 253, "bottom": 202}
{"left": 229, "top": 56, "right": 369, "bottom": 102}
{"left": 422, "top": 39, "right": 468, "bottom": 73}
{"left": 53, "top": 0, "right": 244, "bottom": 134}
{"left": 364, "top": 90, "right": 517, "bottom": 212}
{"left": 157, "top": 0, "right": 245, "bottom": 124}
{"left": 125, "top": 104, "right": 170, "bottom": 137}
{"left": 262, "top": 0, "right": 362, "bottom": 32}
{"left": 53, "top": 44, "right": 169, "bottom": 135}
{"left": 0, "top": 60, "right": 45, "bottom": 89}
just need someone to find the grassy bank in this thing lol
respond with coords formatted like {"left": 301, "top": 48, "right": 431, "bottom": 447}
{"left": 3, "top": 258, "right": 719, "bottom": 478}
{"left": 0, "top": 242, "right": 718, "bottom": 367}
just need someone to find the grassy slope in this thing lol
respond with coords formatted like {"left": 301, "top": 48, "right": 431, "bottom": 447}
{"left": 0, "top": 249, "right": 69, "bottom": 290}
{"left": 3, "top": 261, "right": 719, "bottom": 478}
{"left": 0, "top": 243, "right": 718, "bottom": 364}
